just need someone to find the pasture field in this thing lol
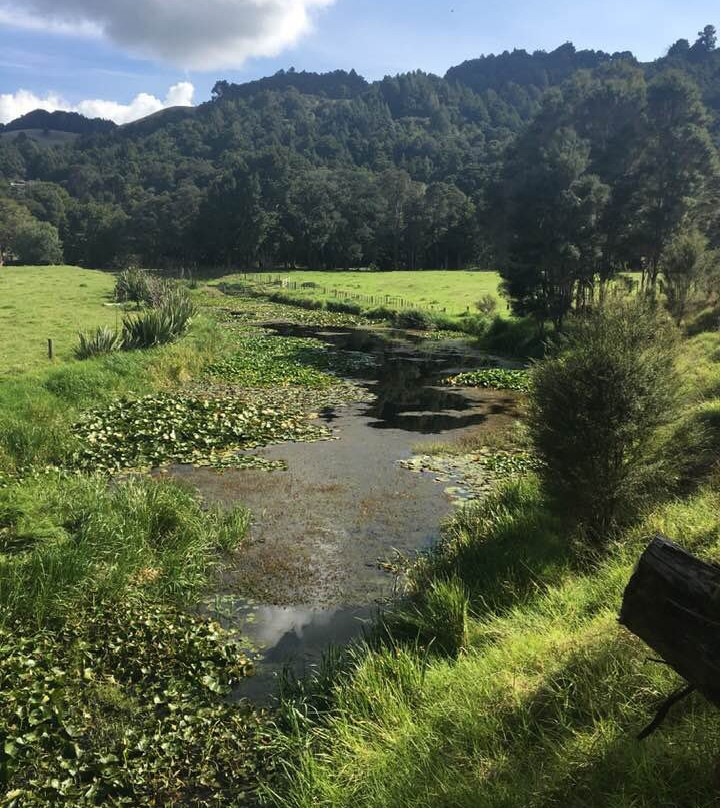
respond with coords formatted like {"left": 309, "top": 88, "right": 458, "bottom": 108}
{"left": 213, "top": 269, "right": 510, "bottom": 315}
{"left": 0, "top": 265, "right": 119, "bottom": 373}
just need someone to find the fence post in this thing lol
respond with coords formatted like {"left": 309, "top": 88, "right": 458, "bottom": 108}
{"left": 47, "top": 339, "right": 54, "bottom": 360}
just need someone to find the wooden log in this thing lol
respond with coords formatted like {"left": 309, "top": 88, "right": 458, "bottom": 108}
{"left": 619, "top": 534, "right": 720, "bottom": 707}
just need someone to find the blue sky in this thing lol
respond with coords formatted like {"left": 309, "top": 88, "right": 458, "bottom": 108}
{"left": 0, "top": 0, "right": 716, "bottom": 123}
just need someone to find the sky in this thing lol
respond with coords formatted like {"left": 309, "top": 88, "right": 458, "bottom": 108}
{"left": 0, "top": 0, "right": 716, "bottom": 125}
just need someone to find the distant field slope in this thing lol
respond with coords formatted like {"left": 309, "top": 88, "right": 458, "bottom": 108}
{"left": 216, "top": 270, "right": 509, "bottom": 316}
{"left": 0, "top": 265, "right": 117, "bottom": 373}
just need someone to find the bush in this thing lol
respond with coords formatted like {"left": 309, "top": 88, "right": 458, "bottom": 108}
{"left": 394, "top": 308, "right": 435, "bottom": 330}
{"left": 122, "top": 291, "right": 197, "bottom": 350}
{"left": 14, "top": 220, "right": 63, "bottom": 265}
{"left": 114, "top": 267, "right": 150, "bottom": 306}
{"left": 326, "top": 299, "right": 363, "bottom": 315}
{"left": 75, "top": 326, "right": 123, "bottom": 359}
{"left": 475, "top": 294, "right": 498, "bottom": 317}
{"left": 529, "top": 301, "right": 680, "bottom": 542}
{"left": 484, "top": 316, "right": 545, "bottom": 357}
{"left": 457, "top": 313, "right": 490, "bottom": 337}
{"left": 366, "top": 305, "right": 397, "bottom": 322}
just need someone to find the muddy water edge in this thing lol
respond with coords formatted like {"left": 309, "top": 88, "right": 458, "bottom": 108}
{"left": 169, "top": 322, "right": 522, "bottom": 701}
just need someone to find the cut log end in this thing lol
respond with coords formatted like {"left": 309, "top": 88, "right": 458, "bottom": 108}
{"left": 620, "top": 534, "right": 720, "bottom": 710}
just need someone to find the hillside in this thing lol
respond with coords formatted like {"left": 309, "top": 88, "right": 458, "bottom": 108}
{"left": 0, "top": 108, "right": 116, "bottom": 135}
{"left": 0, "top": 28, "right": 718, "bottom": 274}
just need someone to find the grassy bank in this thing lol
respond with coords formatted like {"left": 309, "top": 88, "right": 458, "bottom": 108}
{"left": 0, "top": 269, "right": 385, "bottom": 805}
{"left": 268, "top": 329, "right": 720, "bottom": 808}
{"left": 0, "top": 269, "right": 266, "bottom": 804}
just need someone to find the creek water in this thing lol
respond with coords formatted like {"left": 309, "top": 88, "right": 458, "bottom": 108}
{"left": 171, "top": 324, "right": 520, "bottom": 701}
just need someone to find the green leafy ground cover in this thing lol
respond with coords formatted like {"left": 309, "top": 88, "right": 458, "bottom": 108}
{"left": 205, "top": 335, "right": 376, "bottom": 389}
{"left": 73, "top": 394, "right": 329, "bottom": 473}
{"left": 0, "top": 602, "right": 271, "bottom": 807}
{"left": 443, "top": 368, "right": 530, "bottom": 391}
{"left": 198, "top": 287, "right": 370, "bottom": 328}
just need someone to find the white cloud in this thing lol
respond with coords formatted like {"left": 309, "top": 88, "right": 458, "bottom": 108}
{"left": 0, "top": 82, "right": 195, "bottom": 125}
{"left": 0, "top": 0, "right": 334, "bottom": 70}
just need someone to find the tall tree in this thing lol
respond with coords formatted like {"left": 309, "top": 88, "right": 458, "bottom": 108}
{"left": 501, "top": 123, "right": 610, "bottom": 327}
{"left": 633, "top": 70, "right": 718, "bottom": 285}
{"left": 660, "top": 229, "right": 710, "bottom": 323}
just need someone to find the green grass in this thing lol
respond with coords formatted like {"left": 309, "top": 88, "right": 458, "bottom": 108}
{"left": 0, "top": 472, "right": 250, "bottom": 626}
{"left": 0, "top": 315, "right": 227, "bottom": 473}
{"left": 0, "top": 265, "right": 121, "bottom": 373}
{"left": 212, "top": 270, "right": 509, "bottom": 316}
{"left": 270, "top": 480, "right": 720, "bottom": 808}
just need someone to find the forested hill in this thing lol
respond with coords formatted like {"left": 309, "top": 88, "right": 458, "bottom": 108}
{"left": 0, "top": 109, "right": 116, "bottom": 135}
{"left": 1, "top": 26, "right": 719, "bottom": 280}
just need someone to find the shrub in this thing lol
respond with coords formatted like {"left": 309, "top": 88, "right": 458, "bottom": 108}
{"left": 484, "top": 316, "right": 545, "bottom": 357}
{"left": 366, "top": 305, "right": 397, "bottom": 322}
{"left": 14, "top": 220, "right": 63, "bottom": 265}
{"left": 326, "top": 300, "right": 363, "bottom": 315}
{"left": 458, "top": 313, "right": 490, "bottom": 337}
{"left": 428, "top": 313, "right": 459, "bottom": 331}
{"left": 122, "top": 291, "right": 197, "bottom": 350}
{"left": 529, "top": 301, "right": 680, "bottom": 542}
{"left": 146, "top": 276, "right": 177, "bottom": 307}
{"left": 114, "top": 267, "right": 150, "bottom": 306}
{"left": 660, "top": 229, "right": 709, "bottom": 324}
{"left": 75, "top": 326, "right": 123, "bottom": 359}
{"left": 475, "top": 294, "right": 498, "bottom": 317}
{"left": 394, "top": 308, "right": 435, "bottom": 330}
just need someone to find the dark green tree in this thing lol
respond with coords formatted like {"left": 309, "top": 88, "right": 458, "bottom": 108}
{"left": 530, "top": 300, "right": 680, "bottom": 542}
{"left": 14, "top": 220, "right": 64, "bottom": 265}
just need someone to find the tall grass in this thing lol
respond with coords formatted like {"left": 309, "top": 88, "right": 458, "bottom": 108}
{"left": 269, "top": 484, "right": 720, "bottom": 808}
{"left": 0, "top": 472, "right": 250, "bottom": 626}
{"left": 75, "top": 325, "right": 124, "bottom": 359}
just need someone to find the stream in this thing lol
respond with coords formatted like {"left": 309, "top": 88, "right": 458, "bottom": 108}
{"left": 169, "top": 324, "right": 521, "bottom": 701}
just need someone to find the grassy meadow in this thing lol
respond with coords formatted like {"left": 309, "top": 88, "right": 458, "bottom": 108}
{"left": 0, "top": 265, "right": 120, "bottom": 373}
{"left": 212, "top": 269, "right": 510, "bottom": 316}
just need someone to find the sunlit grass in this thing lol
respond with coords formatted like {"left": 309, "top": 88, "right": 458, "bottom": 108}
{"left": 212, "top": 269, "right": 510, "bottom": 316}
{"left": 0, "top": 265, "right": 121, "bottom": 373}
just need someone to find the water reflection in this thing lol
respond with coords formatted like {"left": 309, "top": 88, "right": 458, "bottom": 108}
{"left": 266, "top": 322, "right": 504, "bottom": 434}
{"left": 204, "top": 597, "right": 371, "bottom": 703}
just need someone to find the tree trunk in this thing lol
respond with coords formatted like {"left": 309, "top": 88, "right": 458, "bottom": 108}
{"left": 619, "top": 534, "right": 720, "bottom": 707}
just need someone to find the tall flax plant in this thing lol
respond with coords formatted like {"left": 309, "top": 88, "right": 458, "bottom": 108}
{"left": 529, "top": 299, "right": 680, "bottom": 544}
{"left": 122, "top": 289, "right": 197, "bottom": 349}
